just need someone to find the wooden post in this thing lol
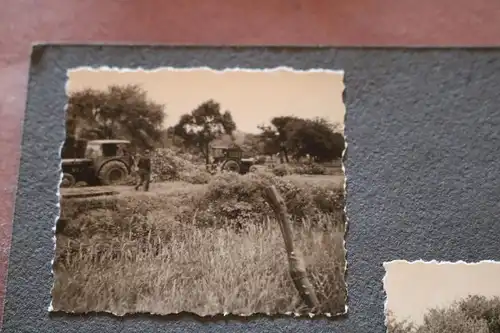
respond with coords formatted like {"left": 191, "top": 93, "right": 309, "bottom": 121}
{"left": 264, "top": 185, "right": 320, "bottom": 311}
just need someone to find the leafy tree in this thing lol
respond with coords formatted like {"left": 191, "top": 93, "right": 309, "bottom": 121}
{"left": 65, "top": 84, "right": 165, "bottom": 151}
{"left": 258, "top": 116, "right": 344, "bottom": 163}
{"left": 239, "top": 133, "right": 265, "bottom": 157}
{"left": 418, "top": 307, "right": 489, "bottom": 333}
{"left": 286, "top": 117, "right": 345, "bottom": 162}
{"left": 257, "top": 117, "right": 303, "bottom": 163}
{"left": 173, "top": 99, "right": 236, "bottom": 164}
{"left": 270, "top": 116, "right": 304, "bottom": 163}
{"left": 257, "top": 124, "right": 281, "bottom": 161}
{"left": 158, "top": 127, "right": 188, "bottom": 151}
{"left": 385, "top": 310, "right": 416, "bottom": 333}
{"left": 458, "top": 295, "right": 500, "bottom": 333}
{"left": 211, "top": 133, "right": 239, "bottom": 150}
{"left": 386, "top": 295, "right": 500, "bottom": 333}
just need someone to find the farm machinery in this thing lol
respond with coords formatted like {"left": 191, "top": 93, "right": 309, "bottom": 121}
{"left": 209, "top": 145, "right": 258, "bottom": 175}
{"left": 60, "top": 139, "right": 134, "bottom": 188}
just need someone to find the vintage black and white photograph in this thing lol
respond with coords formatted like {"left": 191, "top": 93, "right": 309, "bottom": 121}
{"left": 52, "top": 67, "right": 347, "bottom": 317}
{"left": 384, "top": 260, "right": 500, "bottom": 333}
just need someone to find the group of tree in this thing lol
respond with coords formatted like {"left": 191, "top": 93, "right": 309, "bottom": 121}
{"left": 64, "top": 84, "right": 165, "bottom": 157}
{"left": 257, "top": 116, "right": 345, "bottom": 163}
{"left": 64, "top": 84, "right": 344, "bottom": 164}
{"left": 171, "top": 99, "right": 236, "bottom": 164}
{"left": 171, "top": 108, "right": 345, "bottom": 164}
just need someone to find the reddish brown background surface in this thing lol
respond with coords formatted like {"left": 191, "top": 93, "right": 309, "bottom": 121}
{"left": 1, "top": 0, "right": 500, "bottom": 325}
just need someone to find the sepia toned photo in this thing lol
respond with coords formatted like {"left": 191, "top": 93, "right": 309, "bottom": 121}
{"left": 384, "top": 260, "right": 500, "bottom": 333}
{"left": 52, "top": 67, "right": 347, "bottom": 317}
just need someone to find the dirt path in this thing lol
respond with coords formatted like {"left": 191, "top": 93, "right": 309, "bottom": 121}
{"left": 284, "top": 174, "right": 345, "bottom": 189}
{"left": 60, "top": 181, "right": 202, "bottom": 199}
{"left": 60, "top": 173, "right": 344, "bottom": 199}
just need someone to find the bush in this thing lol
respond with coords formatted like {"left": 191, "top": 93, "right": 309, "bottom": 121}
{"left": 307, "top": 163, "right": 327, "bottom": 175}
{"left": 151, "top": 148, "right": 211, "bottom": 184}
{"left": 386, "top": 311, "right": 415, "bottom": 333}
{"left": 60, "top": 171, "right": 345, "bottom": 235}
{"left": 53, "top": 205, "right": 347, "bottom": 316}
{"left": 269, "top": 163, "right": 330, "bottom": 176}
{"left": 458, "top": 295, "right": 500, "bottom": 333}
{"left": 54, "top": 170, "right": 347, "bottom": 316}
{"left": 178, "top": 168, "right": 212, "bottom": 184}
{"left": 271, "top": 164, "right": 292, "bottom": 177}
{"left": 292, "top": 164, "right": 326, "bottom": 175}
{"left": 386, "top": 295, "right": 500, "bottom": 333}
{"left": 418, "top": 307, "right": 489, "bottom": 333}
{"left": 195, "top": 171, "right": 344, "bottom": 228}
{"left": 255, "top": 156, "right": 267, "bottom": 165}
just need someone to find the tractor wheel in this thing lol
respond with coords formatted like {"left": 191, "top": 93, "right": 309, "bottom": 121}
{"left": 249, "top": 165, "right": 258, "bottom": 173}
{"left": 61, "top": 173, "right": 76, "bottom": 188}
{"left": 222, "top": 160, "right": 241, "bottom": 173}
{"left": 98, "top": 161, "right": 129, "bottom": 186}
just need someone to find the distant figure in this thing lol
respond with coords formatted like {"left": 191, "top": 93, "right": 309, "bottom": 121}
{"left": 134, "top": 149, "right": 151, "bottom": 192}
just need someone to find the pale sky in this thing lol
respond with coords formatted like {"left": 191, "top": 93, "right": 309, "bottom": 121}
{"left": 66, "top": 67, "right": 345, "bottom": 134}
{"left": 384, "top": 260, "right": 500, "bottom": 325}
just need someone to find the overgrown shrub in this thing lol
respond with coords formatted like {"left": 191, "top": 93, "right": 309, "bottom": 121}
{"left": 151, "top": 148, "right": 211, "bottom": 184}
{"left": 269, "top": 163, "right": 334, "bottom": 176}
{"left": 53, "top": 204, "right": 347, "bottom": 316}
{"left": 255, "top": 156, "right": 267, "bottom": 165}
{"left": 195, "top": 171, "right": 344, "bottom": 228}
{"left": 271, "top": 164, "right": 292, "bottom": 177}
{"left": 178, "top": 169, "right": 212, "bottom": 184}
{"left": 386, "top": 311, "right": 416, "bottom": 333}
{"left": 292, "top": 163, "right": 327, "bottom": 175}
{"left": 418, "top": 307, "right": 490, "bottom": 333}
{"left": 62, "top": 171, "right": 345, "bottom": 234}
{"left": 386, "top": 295, "right": 500, "bottom": 333}
{"left": 458, "top": 295, "right": 500, "bottom": 333}
{"left": 306, "top": 163, "right": 327, "bottom": 175}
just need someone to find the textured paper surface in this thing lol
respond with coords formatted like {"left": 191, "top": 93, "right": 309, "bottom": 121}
{"left": 384, "top": 260, "right": 500, "bottom": 332}
{"left": 4, "top": 46, "right": 500, "bottom": 333}
{"left": 50, "top": 66, "right": 348, "bottom": 318}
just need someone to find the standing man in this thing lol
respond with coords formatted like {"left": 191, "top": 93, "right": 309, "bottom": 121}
{"left": 134, "top": 149, "right": 152, "bottom": 192}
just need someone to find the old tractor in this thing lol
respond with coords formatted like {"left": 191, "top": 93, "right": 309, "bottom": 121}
{"left": 61, "top": 139, "right": 134, "bottom": 187}
{"left": 210, "top": 145, "right": 257, "bottom": 175}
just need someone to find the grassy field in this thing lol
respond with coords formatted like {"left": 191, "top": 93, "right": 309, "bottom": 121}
{"left": 53, "top": 171, "right": 347, "bottom": 317}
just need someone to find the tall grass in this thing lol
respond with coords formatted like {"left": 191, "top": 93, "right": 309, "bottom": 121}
{"left": 52, "top": 172, "right": 347, "bottom": 317}
{"left": 53, "top": 212, "right": 345, "bottom": 316}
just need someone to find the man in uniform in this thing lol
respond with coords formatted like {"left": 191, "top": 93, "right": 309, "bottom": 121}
{"left": 134, "top": 149, "right": 152, "bottom": 192}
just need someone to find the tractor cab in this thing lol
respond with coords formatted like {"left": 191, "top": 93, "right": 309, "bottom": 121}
{"left": 85, "top": 140, "right": 134, "bottom": 183}
{"left": 61, "top": 139, "right": 134, "bottom": 188}
{"left": 211, "top": 145, "right": 242, "bottom": 162}
{"left": 225, "top": 147, "right": 243, "bottom": 159}
{"left": 210, "top": 146, "right": 226, "bottom": 161}
{"left": 85, "top": 140, "right": 131, "bottom": 159}
{"left": 85, "top": 140, "right": 133, "bottom": 167}
{"left": 210, "top": 145, "right": 256, "bottom": 174}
